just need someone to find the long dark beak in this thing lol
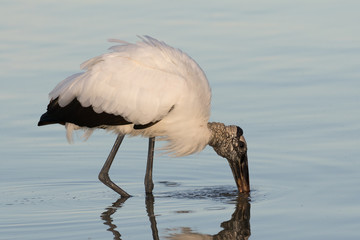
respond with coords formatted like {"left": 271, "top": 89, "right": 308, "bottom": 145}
{"left": 228, "top": 136, "right": 250, "bottom": 193}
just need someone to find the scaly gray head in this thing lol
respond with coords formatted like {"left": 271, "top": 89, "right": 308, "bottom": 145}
{"left": 208, "top": 122, "right": 250, "bottom": 193}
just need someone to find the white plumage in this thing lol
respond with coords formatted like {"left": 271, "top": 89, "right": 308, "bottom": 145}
{"left": 38, "top": 36, "right": 249, "bottom": 196}
{"left": 50, "top": 36, "right": 211, "bottom": 156}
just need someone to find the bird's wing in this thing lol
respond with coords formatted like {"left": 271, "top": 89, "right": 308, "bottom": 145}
{"left": 49, "top": 50, "right": 185, "bottom": 126}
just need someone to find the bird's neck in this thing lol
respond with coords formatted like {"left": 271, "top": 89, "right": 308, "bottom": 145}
{"left": 207, "top": 122, "right": 227, "bottom": 148}
{"left": 207, "top": 122, "right": 233, "bottom": 160}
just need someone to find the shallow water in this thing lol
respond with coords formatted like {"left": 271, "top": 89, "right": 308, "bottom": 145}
{"left": 1, "top": 0, "right": 360, "bottom": 239}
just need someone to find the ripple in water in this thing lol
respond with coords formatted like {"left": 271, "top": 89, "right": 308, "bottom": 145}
{"left": 157, "top": 185, "right": 249, "bottom": 203}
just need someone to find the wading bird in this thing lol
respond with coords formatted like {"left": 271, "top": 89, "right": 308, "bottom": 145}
{"left": 38, "top": 36, "right": 249, "bottom": 197}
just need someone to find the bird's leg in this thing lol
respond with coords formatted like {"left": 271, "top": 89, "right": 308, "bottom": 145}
{"left": 98, "top": 134, "right": 131, "bottom": 198}
{"left": 144, "top": 137, "right": 155, "bottom": 194}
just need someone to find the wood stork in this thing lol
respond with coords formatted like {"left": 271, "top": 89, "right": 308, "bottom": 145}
{"left": 38, "top": 36, "right": 249, "bottom": 197}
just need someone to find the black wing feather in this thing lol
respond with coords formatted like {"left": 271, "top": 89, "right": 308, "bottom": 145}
{"left": 38, "top": 97, "right": 132, "bottom": 128}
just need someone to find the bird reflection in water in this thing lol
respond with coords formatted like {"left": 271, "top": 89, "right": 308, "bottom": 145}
{"left": 100, "top": 197, "right": 126, "bottom": 239}
{"left": 100, "top": 193, "right": 250, "bottom": 240}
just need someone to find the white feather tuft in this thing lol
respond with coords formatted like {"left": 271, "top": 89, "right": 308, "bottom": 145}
{"left": 65, "top": 123, "right": 77, "bottom": 143}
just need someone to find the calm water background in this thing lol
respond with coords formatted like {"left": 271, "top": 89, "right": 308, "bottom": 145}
{"left": 1, "top": 0, "right": 359, "bottom": 239}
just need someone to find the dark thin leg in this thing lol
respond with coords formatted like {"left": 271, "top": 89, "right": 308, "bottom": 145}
{"left": 98, "top": 134, "right": 130, "bottom": 198}
{"left": 144, "top": 137, "right": 155, "bottom": 194}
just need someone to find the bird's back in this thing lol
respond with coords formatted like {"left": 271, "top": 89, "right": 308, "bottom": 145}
{"left": 40, "top": 36, "right": 212, "bottom": 156}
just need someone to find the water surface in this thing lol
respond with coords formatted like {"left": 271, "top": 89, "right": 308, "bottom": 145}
{"left": 1, "top": 0, "right": 360, "bottom": 239}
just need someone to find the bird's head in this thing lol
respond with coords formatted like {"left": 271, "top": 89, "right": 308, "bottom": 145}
{"left": 208, "top": 122, "right": 250, "bottom": 193}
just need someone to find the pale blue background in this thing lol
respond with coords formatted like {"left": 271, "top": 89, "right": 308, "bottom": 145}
{"left": 1, "top": 0, "right": 359, "bottom": 239}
